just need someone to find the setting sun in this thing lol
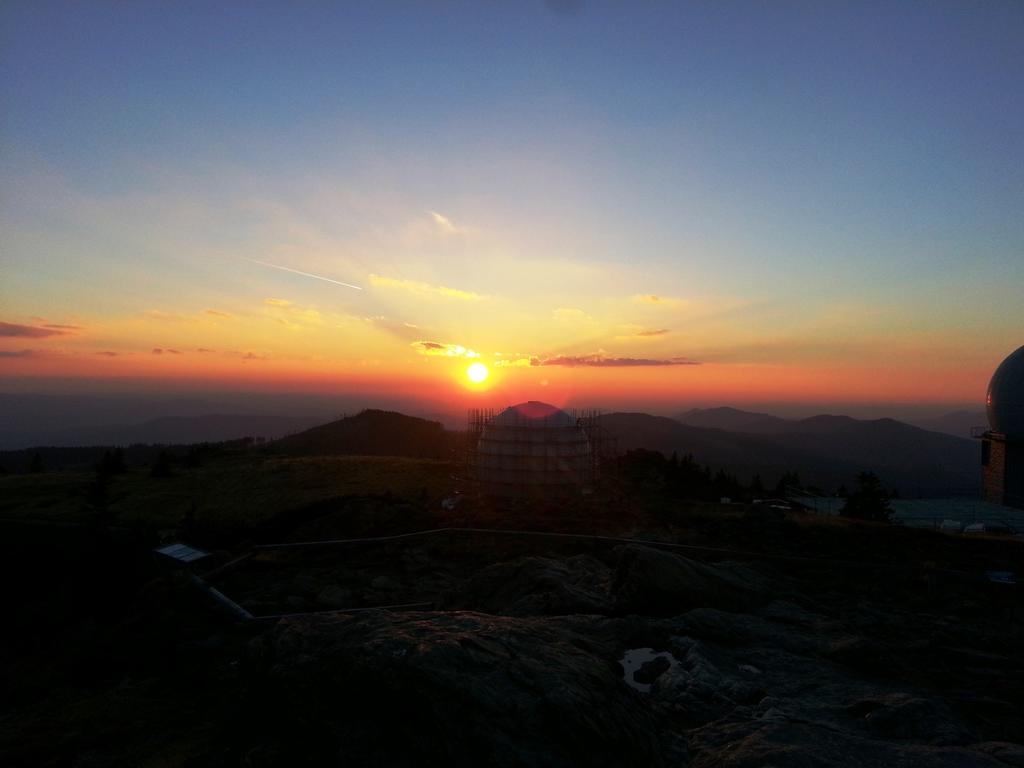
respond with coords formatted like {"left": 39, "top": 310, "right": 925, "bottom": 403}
{"left": 466, "top": 362, "right": 489, "bottom": 384}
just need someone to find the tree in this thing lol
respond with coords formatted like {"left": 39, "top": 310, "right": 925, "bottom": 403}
{"left": 98, "top": 448, "right": 126, "bottom": 477}
{"left": 840, "top": 471, "right": 892, "bottom": 522}
{"left": 29, "top": 452, "right": 45, "bottom": 473}
{"left": 749, "top": 474, "right": 764, "bottom": 496}
{"left": 150, "top": 450, "right": 173, "bottom": 478}
{"left": 774, "top": 471, "right": 801, "bottom": 498}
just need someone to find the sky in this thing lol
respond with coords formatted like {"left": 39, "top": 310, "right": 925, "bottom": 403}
{"left": 1, "top": 1, "right": 1022, "bottom": 415}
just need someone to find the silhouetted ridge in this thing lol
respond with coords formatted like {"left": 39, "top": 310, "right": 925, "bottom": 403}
{"left": 270, "top": 409, "right": 449, "bottom": 458}
{"left": 604, "top": 410, "right": 977, "bottom": 496}
{"left": 677, "top": 407, "right": 791, "bottom": 433}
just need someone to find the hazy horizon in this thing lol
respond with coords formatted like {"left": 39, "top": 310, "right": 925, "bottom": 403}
{"left": 0, "top": 385, "right": 987, "bottom": 450}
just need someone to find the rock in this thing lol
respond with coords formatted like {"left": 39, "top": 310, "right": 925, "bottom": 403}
{"left": 255, "top": 611, "right": 683, "bottom": 767}
{"left": 315, "top": 585, "right": 352, "bottom": 608}
{"left": 687, "top": 720, "right": 1006, "bottom": 768}
{"left": 611, "top": 545, "right": 761, "bottom": 615}
{"left": 861, "top": 693, "right": 975, "bottom": 745}
{"left": 973, "top": 742, "right": 1024, "bottom": 767}
{"left": 634, "top": 656, "right": 671, "bottom": 685}
{"left": 370, "top": 575, "right": 401, "bottom": 592}
{"left": 284, "top": 595, "right": 309, "bottom": 611}
{"left": 455, "top": 554, "right": 612, "bottom": 615}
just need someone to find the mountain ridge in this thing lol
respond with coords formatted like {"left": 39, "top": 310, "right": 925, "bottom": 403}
{"left": 607, "top": 410, "right": 978, "bottom": 496}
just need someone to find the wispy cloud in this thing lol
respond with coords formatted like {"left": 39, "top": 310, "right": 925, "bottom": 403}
{"left": 96, "top": 351, "right": 119, "bottom": 357}
{"left": 215, "top": 349, "right": 268, "bottom": 361}
{"left": 370, "top": 274, "right": 484, "bottom": 301}
{"left": 365, "top": 316, "right": 423, "bottom": 341}
{"left": 0, "top": 321, "right": 74, "bottom": 338}
{"left": 429, "top": 211, "right": 463, "bottom": 235}
{"left": 152, "top": 348, "right": 182, "bottom": 355}
{"left": 0, "top": 348, "right": 43, "bottom": 358}
{"left": 552, "top": 307, "right": 593, "bottom": 322}
{"left": 263, "top": 297, "right": 322, "bottom": 327}
{"left": 411, "top": 340, "right": 480, "bottom": 358}
{"left": 633, "top": 294, "right": 687, "bottom": 309}
{"left": 204, "top": 309, "right": 233, "bottom": 319}
{"left": 532, "top": 354, "right": 699, "bottom": 367}
{"left": 248, "top": 258, "right": 362, "bottom": 291}
{"left": 613, "top": 325, "right": 671, "bottom": 340}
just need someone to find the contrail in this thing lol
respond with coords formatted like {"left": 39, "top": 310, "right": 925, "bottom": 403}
{"left": 248, "top": 259, "right": 363, "bottom": 291}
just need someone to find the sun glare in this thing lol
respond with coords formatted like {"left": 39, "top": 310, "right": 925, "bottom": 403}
{"left": 467, "top": 362, "right": 489, "bottom": 383}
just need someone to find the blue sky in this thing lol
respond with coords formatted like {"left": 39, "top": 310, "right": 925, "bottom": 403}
{"left": 1, "top": 1, "right": 1022, "bottom": 405}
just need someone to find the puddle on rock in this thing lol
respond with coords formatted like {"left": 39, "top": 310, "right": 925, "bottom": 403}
{"left": 619, "top": 647, "right": 680, "bottom": 693}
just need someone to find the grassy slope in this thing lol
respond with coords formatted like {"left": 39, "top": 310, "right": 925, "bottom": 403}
{"left": 0, "top": 454, "right": 458, "bottom": 532}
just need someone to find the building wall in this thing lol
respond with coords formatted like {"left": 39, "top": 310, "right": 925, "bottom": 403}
{"left": 1005, "top": 440, "right": 1024, "bottom": 510}
{"left": 982, "top": 435, "right": 1006, "bottom": 505}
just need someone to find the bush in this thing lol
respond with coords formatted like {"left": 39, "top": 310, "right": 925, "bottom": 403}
{"left": 841, "top": 471, "right": 892, "bottom": 522}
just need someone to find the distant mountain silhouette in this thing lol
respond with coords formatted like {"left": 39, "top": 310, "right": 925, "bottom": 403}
{"left": 0, "top": 393, "right": 455, "bottom": 449}
{"left": 905, "top": 410, "right": 987, "bottom": 439}
{"left": 605, "top": 411, "right": 979, "bottom": 496}
{"left": 270, "top": 409, "right": 451, "bottom": 459}
{"left": 677, "top": 407, "right": 792, "bottom": 433}
{"left": 51, "top": 414, "right": 323, "bottom": 447}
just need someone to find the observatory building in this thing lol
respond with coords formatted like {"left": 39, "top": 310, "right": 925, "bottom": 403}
{"left": 470, "top": 401, "right": 597, "bottom": 501}
{"left": 981, "top": 345, "right": 1024, "bottom": 509}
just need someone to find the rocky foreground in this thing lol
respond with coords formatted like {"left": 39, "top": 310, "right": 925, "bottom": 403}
{"left": 3, "top": 507, "right": 1024, "bottom": 767}
{"left": 227, "top": 542, "right": 1024, "bottom": 767}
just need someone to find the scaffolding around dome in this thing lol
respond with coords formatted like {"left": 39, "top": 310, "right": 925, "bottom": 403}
{"left": 466, "top": 401, "right": 616, "bottom": 501}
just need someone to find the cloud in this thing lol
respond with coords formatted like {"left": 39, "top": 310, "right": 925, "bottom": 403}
{"left": 0, "top": 348, "right": 42, "bottom": 358}
{"left": 241, "top": 352, "right": 266, "bottom": 361}
{"left": 494, "top": 357, "right": 533, "bottom": 368}
{"left": 145, "top": 309, "right": 192, "bottom": 322}
{"left": 0, "top": 321, "right": 72, "bottom": 338}
{"left": 532, "top": 355, "right": 699, "bottom": 367}
{"left": 429, "top": 211, "right": 463, "bottom": 235}
{"left": 43, "top": 323, "right": 82, "bottom": 330}
{"left": 633, "top": 294, "right": 687, "bottom": 309}
{"left": 370, "top": 274, "right": 484, "bottom": 301}
{"left": 552, "top": 307, "right": 593, "bottom": 322}
{"left": 152, "top": 348, "right": 182, "bottom": 355}
{"left": 411, "top": 340, "right": 481, "bottom": 358}
{"left": 96, "top": 351, "right": 119, "bottom": 357}
{"left": 195, "top": 347, "right": 216, "bottom": 353}
{"left": 204, "top": 309, "right": 233, "bottom": 319}
{"left": 614, "top": 325, "right": 671, "bottom": 341}
{"left": 264, "top": 299, "right": 322, "bottom": 328}
{"left": 364, "top": 316, "right": 423, "bottom": 342}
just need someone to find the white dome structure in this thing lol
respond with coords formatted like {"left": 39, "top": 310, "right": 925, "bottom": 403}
{"left": 474, "top": 401, "right": 593, "bottom": 500}
{"left": 981, "top": 345, "right": 1024, "bottom": 509}
{"left": 987, "top": 344, "right": 1024, "bottom": 436}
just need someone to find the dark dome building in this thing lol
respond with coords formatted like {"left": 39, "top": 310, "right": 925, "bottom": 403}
{"left": 473, "top": 401, "right": 594, "bottom": 501}
{"left": 981, "top": 345, "right": 1024, "bottom": 508}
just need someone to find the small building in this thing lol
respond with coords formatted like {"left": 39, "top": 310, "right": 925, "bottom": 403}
{"left": 471, "top": 401, "right": 597, "bottom": 501}
{"left": 981, "top": 345, "right": 1024, "bottom": 509}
